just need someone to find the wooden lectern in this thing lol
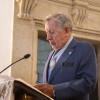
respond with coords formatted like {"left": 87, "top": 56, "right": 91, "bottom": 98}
{"left": 0, "top": 75, "right": 53, "bottom": 100}
{"left": 13, "top": 79, "right": 54, "bottom": 100}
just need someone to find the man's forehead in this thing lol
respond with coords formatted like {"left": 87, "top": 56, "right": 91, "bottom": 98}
{"left": 45, "top": 23, "right": 56, "bottom": 30}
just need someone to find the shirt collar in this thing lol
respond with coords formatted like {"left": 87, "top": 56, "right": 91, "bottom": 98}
{"left": 54, "top": 35, "right": 73, "bottom": 61}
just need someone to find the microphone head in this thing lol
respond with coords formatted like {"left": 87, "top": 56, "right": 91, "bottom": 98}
{"left": 24, "top": 54, "right": 30, "bottom": 59}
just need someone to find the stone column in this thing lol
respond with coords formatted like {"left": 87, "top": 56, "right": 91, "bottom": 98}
{"left": 30, "top": 19, "right": 38, "bottom": 85}
{"left": 11, "top": 0, "right": 37, "bottom": 85}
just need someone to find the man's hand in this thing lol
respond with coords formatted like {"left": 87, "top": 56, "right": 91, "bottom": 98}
{"left": 34, "top": 83, "right": 54, "bottom": 97}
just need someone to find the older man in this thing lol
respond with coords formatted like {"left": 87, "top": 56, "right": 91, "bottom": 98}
{"left": 34, "top": 13, "right": 97, "bottom": 100}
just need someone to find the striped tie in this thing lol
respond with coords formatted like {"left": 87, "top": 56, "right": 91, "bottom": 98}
{"left": 48, "top": 50, "right": 59, "bottom": 79}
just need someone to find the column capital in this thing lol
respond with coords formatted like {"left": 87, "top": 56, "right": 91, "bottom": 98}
{"left": 16, "top": 0, "right": 37, "bottom": 20}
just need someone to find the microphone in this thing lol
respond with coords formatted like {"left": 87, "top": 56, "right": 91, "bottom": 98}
{"left": 0, "top": 54, "right": 31, "bottom": 74}
{"left": 24, "top": 54, "right": 30, "bottom": 59}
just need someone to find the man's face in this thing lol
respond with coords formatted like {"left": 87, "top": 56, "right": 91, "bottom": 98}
{"left": 45, "top": 20, "right": 70, "bottom": 50}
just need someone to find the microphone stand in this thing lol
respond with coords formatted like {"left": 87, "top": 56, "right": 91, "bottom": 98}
{"left": 0, "top": 58, "right": 24, "bottom": 74}
{"left": 0, "top": 54, "right": 30, "bottom": 74}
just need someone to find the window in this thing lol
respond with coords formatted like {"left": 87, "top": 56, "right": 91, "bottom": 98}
{"left": 37, "top": 33, "right": 52, "bottom": 82}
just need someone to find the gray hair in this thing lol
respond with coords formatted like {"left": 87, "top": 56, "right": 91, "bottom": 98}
{"left": 44, "top": 13, "right": 73, "bottom": 32}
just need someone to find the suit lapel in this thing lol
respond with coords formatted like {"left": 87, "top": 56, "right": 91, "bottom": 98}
{"left": 43, "top": 50, "right": 54, "bottom": 83}
{"left": 48, "top": 38, "right": 79, "bottom": 83}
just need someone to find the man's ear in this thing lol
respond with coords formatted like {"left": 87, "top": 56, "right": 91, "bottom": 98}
{"left": 64, "top": 27, "right": 70, "bottom": 34}
{"left": 64, "top": 27, "right": 69, "bottom": 33}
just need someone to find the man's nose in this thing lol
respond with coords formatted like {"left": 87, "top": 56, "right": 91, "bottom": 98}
{"left": 46, "top": 33, "right": 52, "bottom": 40}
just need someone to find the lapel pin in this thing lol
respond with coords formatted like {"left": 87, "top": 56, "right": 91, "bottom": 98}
{"left": 69, "top": 52, "right": 72, "bottom": 54}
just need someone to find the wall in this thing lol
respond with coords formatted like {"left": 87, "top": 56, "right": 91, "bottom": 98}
{"left": 0, "top": 0, "right": 14, "bottom": 75}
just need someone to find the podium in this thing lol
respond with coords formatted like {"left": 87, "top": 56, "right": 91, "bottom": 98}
{"left": 0, "top": 75, "right": 54, "bottom": 100}
{"left": 13, "top": 79, "right": 54, "bottom": 100}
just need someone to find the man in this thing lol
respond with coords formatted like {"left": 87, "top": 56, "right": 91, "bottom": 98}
{"left": 34, "top": 13, "right": 97, "bottom": 100}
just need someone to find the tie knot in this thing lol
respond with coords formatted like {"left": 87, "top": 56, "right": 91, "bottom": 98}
{"left": 53, "top": 50, "right": 59, "bottom": 56}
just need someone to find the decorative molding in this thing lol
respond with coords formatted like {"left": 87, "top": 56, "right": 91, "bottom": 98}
{"left": 32, "top": 19, "right": 45, "bottom": 31}
{"left": 47, "top": 0, "right": 72, "bottom": 5}
{"left": 32, "top": 19, "right": 100, "bottom": 43}
{"left": 73, "top": 27, "right": 100, "bottom": 36}
{"left": 32, "top": 18, "right": 100, "bottom": 34}
{"left": 16, "top": 0, "right": 37, "bottom": 20}
{"left": 73, "top": 28, "right": 100, "bottom": 43}
{"left": 88, "top": 3, "right": 100, "bottom": 13}
{"left": 72, "top": 0, "right": 88, "bottom": 7}
{"left": 71, "top": 0, "right": 100, "bottom": 12}
{"left": 71, "top": 1, "right": 88, "bottom": 28}
{"left": 46, "top": 0, "right": 100, "bottom": 12}
{"left": 88, "top": 0, "right": 100, "bottom": 7}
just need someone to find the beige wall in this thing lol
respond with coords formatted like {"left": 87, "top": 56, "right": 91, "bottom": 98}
{"left": 0, "top": 0, "right": 14, "bottom": 75}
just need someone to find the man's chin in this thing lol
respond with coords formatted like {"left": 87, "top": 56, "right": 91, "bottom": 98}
{"left": 51, "top": 45, "right": 55, "bottom": 50}
{"left": 51, "top": 45, "right": 58, "bottom": 50}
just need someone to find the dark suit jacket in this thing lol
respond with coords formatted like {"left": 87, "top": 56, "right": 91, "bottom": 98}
{"left": 43, "top": 38, "right": 97, "bottom": 100}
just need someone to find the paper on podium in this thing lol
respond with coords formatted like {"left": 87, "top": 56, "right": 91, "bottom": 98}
{"left": 0, "top": 75, "right": 14, "bottom": 100}
{"left": 14, "top": 78, "right": 54, "bottom": 100}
